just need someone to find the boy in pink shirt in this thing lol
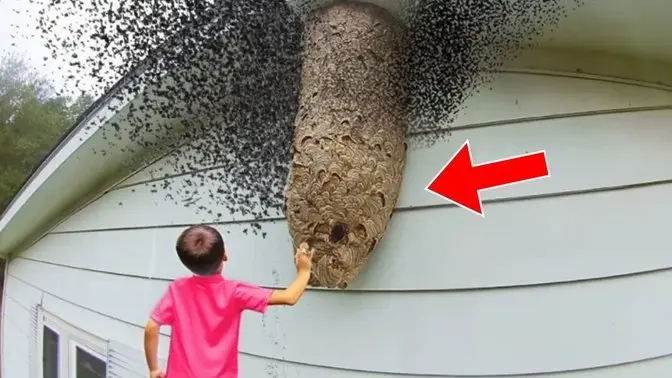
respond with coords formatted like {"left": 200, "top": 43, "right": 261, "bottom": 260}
{"left": 143, "top": 224, "right": 313, "bottom": 378}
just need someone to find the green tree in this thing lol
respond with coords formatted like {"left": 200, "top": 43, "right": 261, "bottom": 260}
{"left": 0, "top": 54, "right": 93, "bottom": 212}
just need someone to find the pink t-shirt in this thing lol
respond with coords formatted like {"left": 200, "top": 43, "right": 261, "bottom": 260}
{"left": 150, "top": 274, "right": 272, "bottom": 378}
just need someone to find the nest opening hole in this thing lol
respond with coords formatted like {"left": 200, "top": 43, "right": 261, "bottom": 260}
{"left": 330, "top": 223, "right": 348, "bottom": 243}
{"left": 377, "top": 192, "right": 386, "bottom": 207}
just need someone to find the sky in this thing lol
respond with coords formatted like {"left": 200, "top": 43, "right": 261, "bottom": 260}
{"left": 0, "top": 0, "right": 106, "bottom": 98}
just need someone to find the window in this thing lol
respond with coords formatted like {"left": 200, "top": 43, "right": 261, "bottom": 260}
{"left": 42, "top": 326, "right": 59, "bottom": 378}
{"left": 37, "top": 307, "right": 108, "bottom": 378}
{"left": 71, "top": 343, "right": 106, "bottom": 378}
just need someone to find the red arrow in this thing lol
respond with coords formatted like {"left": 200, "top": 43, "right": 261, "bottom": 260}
{"left": 425, "top": 140, "right": 550, "bottom": 217}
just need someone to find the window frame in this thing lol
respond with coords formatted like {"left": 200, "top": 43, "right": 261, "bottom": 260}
{"left": 68, "top": 339, "right": 107, "bottom": 378}
{"left": 36, "top": 306, "right": 108, "bottom": 378}
{"left": 39, "top": 323, "right": 62, "bottom": 378}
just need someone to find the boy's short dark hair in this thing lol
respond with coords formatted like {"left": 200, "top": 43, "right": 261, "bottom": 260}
{"left": 175, "top": 225, "right": 225, "bottom": 276}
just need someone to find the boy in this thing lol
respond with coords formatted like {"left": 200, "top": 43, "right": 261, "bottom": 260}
{"left": 144, "top": 224, "right": 313, "bottom": 378}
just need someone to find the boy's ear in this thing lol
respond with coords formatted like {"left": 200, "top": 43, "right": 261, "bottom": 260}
{"left": 223, "top": 253, "right": 228, "bottom": 262}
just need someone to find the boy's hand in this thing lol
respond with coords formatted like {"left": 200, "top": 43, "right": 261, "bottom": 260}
{"left": 269, "top": 243, "right": 314, "bottom": 306}
{"left": 149, "top": 370, "right": 165, "bottom": 378}
{"left": 295, "top": 242, "right": 313, "bottom": 273}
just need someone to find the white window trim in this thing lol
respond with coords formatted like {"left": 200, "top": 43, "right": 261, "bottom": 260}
{"left": 37, "top": 322, "right": 63, "bottom": 378}
{"left": 36, "top": 306, "right": 108, "bottom": 378}
{"left": 68, "top": 340, "right": 106, "bottom": 378}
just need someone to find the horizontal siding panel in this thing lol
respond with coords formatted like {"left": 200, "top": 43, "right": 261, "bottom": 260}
{"left": 4, "top": 275, "right": 43, "bottom": 309}
{"left": 23, "top": 229, "right": 156, "bottom": 278}
{"left": 3, "top": 296, "right": 32, "bottom": 336}
{"left": 108, "top": 340, "right": 167, "bottom": 378}
{"left": 237, "top": 354, "right": 672, "bottom": 378}
{"left": 107, "top": 365, "right": 144, "bottom": 378}
{"left": 119, "top": 72, "right": 672, "bottom": 185}
{"left": 56, "top": 108, "right": 672, "bottom": 232}
{"left": 29, "top": 183, "right": 672, "bottom": 290}
{"left": 2, "top": 321, "right": 31, "bottom": 378}
{"left": 8, "top": 258, "right": 672, "bottom": 376}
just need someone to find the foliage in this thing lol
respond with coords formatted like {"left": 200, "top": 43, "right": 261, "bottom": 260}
{"left": 0, "top": 54, "right": 94, "bottom": 212}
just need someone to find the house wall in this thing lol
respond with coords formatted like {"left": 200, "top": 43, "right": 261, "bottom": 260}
{"left": 5, "top": 66, "right": 672, "bottom": 377}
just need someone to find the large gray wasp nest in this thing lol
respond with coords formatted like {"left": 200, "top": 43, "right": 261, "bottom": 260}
{"left": 283, "top": 0, "right": 584, "bottom": 289}
{"left": 284, "top": 2, "right": 407, "bottom": 289}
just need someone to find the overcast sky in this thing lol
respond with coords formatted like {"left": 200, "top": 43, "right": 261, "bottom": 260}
{"left": 0, "top": 0, "right": 105, "bottom": 98}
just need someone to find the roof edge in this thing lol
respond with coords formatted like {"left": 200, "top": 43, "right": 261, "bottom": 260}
{"left": 0, "top": 9, "right": 221, "bottom": 228}
{"left": 0, "top": 64, "right": 144, "bottom": 229}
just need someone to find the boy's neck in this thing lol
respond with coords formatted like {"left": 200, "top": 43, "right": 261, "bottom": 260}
{"left": 191, "top": 263, "right": 224, "bottom": 279}
{"left": 192, "top": 273, "right": 224, "bottom": 282}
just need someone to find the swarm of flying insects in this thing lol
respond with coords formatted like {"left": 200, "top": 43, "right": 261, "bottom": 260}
{"left": 14, "top": 0, "right": 583, "bottom": 253}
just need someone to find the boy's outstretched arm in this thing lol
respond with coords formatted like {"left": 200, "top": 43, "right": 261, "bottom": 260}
{"left": 269, "top": 243, "right": 313, "bottom": 306}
